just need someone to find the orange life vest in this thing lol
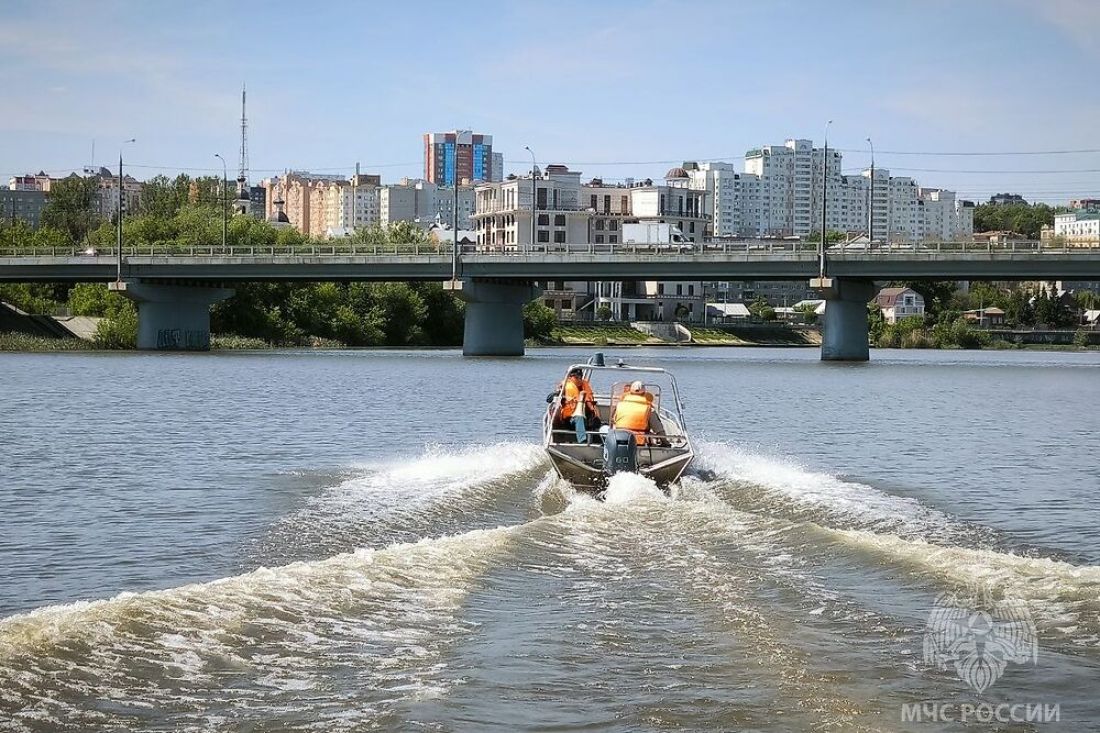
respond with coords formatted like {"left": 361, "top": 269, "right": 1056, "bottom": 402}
{"left": 560, "top": 376, "right": 594, "bottom": 419}
{"left": 612, "top": 392, "right": 652, "bottom": 433}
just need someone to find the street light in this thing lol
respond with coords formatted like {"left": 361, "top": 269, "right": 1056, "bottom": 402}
{"left": 819, "top": 120, "right": 832, "bottom": 278}
{"left": 866, "top": 137, "right": 875, "bottom": 247}
{"left": 452, "top": 171, "right": 459, "bottom": 280}
{"left": 214, "top": 153, "right": 228, "bottom": 250}
{"left": 524, "top": 145, "right": 536, "bottom": 252}
{"left": 117, "top": 138, "right": 136, "bottom": 283}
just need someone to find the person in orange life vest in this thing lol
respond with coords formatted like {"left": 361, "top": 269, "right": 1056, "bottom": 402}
{"left": 612, "top": 380, "right": 653, "bottom": 444}
{"left": 559, "top": 367, "right": 598, "bottom": 443}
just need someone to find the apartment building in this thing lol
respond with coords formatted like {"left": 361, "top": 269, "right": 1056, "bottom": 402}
{"left": 0, "top": 187, "right": 48, "bottom": 228}
{"left": 380, "top": 178, "right": 475, "bottom": 230}
{"left": 322, "top": 174, "right": 382, "bottom": 236}
{"left": 1054, "top": 210, "right": 1100, "bottom": 245}
{"left": 693, "top": 138, "right": 973, "bottom": 242}
{"left": 261, "top": 171, "right": 344, "bottom": 238}
{"left": 8, "top": 173, "right": 53, "bottom": 192}
{"left": 473, "top": 164, "right": 590, "bottom": 249}
{"left": 423, "top": 130, "right": 494, "bottom": 186}
{"left": 582, "top": 179, "right": 632, "bottom": 245}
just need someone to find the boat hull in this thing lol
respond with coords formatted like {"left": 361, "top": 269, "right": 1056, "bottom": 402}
{"left": 546, "top": 443, "right": 693, "bottom": 491}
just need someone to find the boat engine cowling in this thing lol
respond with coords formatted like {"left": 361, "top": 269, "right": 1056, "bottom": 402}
{"left": 602, "top": 429, "right": 638, "bottom": 477}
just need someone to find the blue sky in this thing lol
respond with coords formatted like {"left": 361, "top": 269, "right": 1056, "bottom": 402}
{"left": 1, "top": 0, "right": 1098, "bottom": 203}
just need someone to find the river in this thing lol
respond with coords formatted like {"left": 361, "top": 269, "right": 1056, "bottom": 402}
{"left": 1, "top": 347, "right": 1098, "bottom": 732}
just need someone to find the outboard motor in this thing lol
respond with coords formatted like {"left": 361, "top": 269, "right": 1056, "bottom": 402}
{"left": 602, "top": 429, "right": 638, "bottom": 478}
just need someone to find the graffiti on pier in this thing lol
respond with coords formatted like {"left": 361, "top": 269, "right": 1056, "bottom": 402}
{"left": 156, "top": 329, "right": 210, "bottom": 350}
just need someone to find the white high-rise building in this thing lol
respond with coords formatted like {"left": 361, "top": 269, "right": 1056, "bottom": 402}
{"left": 690, "top": 138, "right": 973, "bottom": 241}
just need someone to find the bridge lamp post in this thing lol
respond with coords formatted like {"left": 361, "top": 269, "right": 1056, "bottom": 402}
{"left": 214, "top": 154, "right": 228, "bottom": 250}
{"left": 819, "top": 120, "right": 832, "bottom": 278}
{"left": 116, "top": 138, "right": 136, "bottom": 283}
{"left": 452, "top": 174, "right": 459, "bottom": 280}
{"left": 866, "top": 137, "right": 874, "bottom": 248}
{"left": 524, "top": 145, "right": 536, "bottom": 253}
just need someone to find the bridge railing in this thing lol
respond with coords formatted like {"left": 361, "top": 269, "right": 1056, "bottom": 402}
{"left": 1, "top": 239, "right": 1098, "bottom": 258}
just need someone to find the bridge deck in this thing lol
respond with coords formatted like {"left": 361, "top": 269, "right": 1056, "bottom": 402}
{"left": 2, "top": 241, "right": 1099, "bottom": 282}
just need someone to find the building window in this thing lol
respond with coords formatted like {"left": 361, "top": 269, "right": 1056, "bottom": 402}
{"left": 658, "top": 284, "right": 665, "bottom": 295}
{"left": 538, "top": 214, "right": 549, "bottom": 226}
{"left": 537, "top": 230, "right": 549, "bottom": 243}
{"left": 595, "top": 220, "right": 605, "bottom": 231}
{"left": 621, "top": 195, "right": 628, "bottom": 212}
{"left": 609, "top": 220, "right": 618, "bottom": 230}
{"left": 590, "top": 194, "right": 597, "bottom": 209}
{"left": 609, "top": 234, "right": 617, "bottom": 243}
{"left": 554, "top": 230, "right": 565, "bottom": 243}
{"left": 595, "top": 234, "right": 604, "bottom": 243}
{"left": 537, "top": 187, "right": 547, "bottom": 210}
{"left": 603, "top": 195, "right": 611, "bottom": 213}
{"left": 554, "top": 214, "right": 565, "bottom": 226}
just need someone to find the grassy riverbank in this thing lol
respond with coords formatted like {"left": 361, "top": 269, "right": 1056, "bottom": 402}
{"left": 1, "top": 332, "right": 278, "bottom": 352}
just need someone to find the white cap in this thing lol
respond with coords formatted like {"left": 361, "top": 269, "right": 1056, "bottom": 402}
{"left": 630, "top": 380, "right": 645, "bottom": 394}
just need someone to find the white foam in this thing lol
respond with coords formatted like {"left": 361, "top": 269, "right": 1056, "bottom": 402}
{"left": 831, "top": 528, "right": 1100, "bottom": 641}
{"left": 601, "top": 472, "right": 667, "bottom": 504}
{"left": 0, "top": 524, "right": 526, "bottom": 728}
{"left": 695, "top": 441, "right": 961, "bottom": 539}
{"left": 327, "top": 441, "right": 545, "bottom": 506}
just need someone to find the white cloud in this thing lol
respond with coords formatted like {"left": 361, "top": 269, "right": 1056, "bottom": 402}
{"left": 1014, "top": 0, "right": 1100, "bottom": 57}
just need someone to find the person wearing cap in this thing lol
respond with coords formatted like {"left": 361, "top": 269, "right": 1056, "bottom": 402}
{"left": 612, "top": 380, "right": 653, "bottom": 444}
{"left": 559, "top": 367, "right": 598, "bottom": 443}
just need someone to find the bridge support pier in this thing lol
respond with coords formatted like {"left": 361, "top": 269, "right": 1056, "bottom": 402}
{"left": 811, "top": 277, "right": 875, "bottom": 361}
{"left": 110, "top": 281, "right": 234, "bottom": 350}
{"left": 445, "top": 279, "right": 540, "bottom": 356}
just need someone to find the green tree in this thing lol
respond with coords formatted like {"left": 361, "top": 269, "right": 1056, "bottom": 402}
{"left": 93, "top": 304, "right": 138, "bottom": 349}
{"left": 523, "top": 299, "right": 557, "bottom": 341}
{"left": 138, "top": 174, "right": 192, "bottom": 218}
{"left": 795, "top": 302, "right": 818, "bottom": 324}
{"left": 40, "top": 175, "right": 102, "bottom": 243}
{"left": 898, "top": 280, "right": 957, "bottom": 320}
{"left": 67, "top": 283, "right": 131, "bottom": 317}
{"left": 368, "top": 282, "right": 428, "bottom": 345}
{"left": 0, "top": 283, "right": 68, "bottom": 314}
{"left": 972, "top": 202, "right": 1063, "bottom": 239}
{"left": 413, "top": 283, "right": 464, "bottom": 346}
{"left": 748, "top": 295, "right": 776, "bottom": 321}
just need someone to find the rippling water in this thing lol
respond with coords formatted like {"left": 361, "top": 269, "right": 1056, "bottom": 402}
{"left": 1, "top": 347, "right": 1098, "bottom": 731}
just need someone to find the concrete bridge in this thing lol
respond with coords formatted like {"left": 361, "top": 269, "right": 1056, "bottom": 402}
{"left": 2, "top": 240, "right": 1098, "bottom": 360}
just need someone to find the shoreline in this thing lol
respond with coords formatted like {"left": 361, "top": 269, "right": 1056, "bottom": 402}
{"left": 2, "top": 334, "right": 1097, "bottom": 355}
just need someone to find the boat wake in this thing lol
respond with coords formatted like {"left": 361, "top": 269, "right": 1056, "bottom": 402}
{"left": 0, "top": 525, "right": 526, "bottom": 731}
{"left": 3, "top": 440, "right": 1098, "bottom": 730}
{"left": 254, "top": 442, "right": 547, "bottom": 562}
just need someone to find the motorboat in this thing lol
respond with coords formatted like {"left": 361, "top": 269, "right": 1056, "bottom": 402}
{"left": 542, "top": 354, "right": 694, "bottom": 492}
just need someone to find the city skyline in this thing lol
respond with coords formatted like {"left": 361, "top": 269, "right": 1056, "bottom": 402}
{"left": 1, "top": 0, "right": 1099, "bottom": 203}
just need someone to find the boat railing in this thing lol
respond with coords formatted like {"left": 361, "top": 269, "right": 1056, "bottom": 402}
{"left": 547, "top": 429, "right": 690, "bottom": 448}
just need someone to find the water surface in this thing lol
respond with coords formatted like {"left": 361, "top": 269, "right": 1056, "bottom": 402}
{"left": 1, "top": 347, "right": 1098, "bottom": 731}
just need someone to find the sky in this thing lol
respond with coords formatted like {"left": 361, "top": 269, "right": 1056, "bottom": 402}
{"left": 1, "top": 0, "right": 1099, "bottom": 203}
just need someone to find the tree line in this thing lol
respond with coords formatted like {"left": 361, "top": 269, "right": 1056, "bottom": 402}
{"left": 0, "top": 173, "right": 568, "bottom": 347}
{"left": 871, "top": 280, "right": 1092, "bottom": 349}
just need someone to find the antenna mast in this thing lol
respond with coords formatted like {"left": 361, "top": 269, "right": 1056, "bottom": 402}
{"left": 234, "top": 84, "right": 251, "bottom": 215}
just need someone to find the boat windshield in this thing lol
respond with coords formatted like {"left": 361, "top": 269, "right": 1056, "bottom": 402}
{"left": 560, "top": 364, "right": 685, "bottom": 422}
